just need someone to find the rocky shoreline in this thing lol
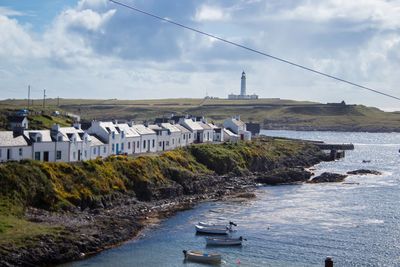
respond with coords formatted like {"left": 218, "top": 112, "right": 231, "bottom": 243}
{"left": 0, "top": 139, "right": 330, "bottom": 267}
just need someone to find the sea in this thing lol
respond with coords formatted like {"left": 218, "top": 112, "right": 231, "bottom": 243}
{"left": 61, "top": 130, "right": 400, "bottom": 267}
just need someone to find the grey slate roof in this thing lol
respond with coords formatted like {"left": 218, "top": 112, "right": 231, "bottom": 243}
{"left": 0, "top": 131, "right": 29, "bottom": 147}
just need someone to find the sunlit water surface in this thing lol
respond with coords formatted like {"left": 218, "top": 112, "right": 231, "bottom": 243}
{"left": 61, "top": 131, "right": 400, "bottom": 267}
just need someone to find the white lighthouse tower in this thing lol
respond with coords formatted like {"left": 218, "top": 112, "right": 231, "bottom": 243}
{"left": 240, "top": 71, "right": 246, "bottom": 96}
{"left": 227, "top": 71, "right": 258, "bottom": 100}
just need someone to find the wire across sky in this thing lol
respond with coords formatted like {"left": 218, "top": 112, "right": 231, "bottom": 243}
{"left": 109, "top": 0, "right": 400, "bottom": 102}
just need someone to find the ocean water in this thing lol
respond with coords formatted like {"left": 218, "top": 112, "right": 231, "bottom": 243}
{"left": 62, "top": 131, "right": 400, "bottom": 267}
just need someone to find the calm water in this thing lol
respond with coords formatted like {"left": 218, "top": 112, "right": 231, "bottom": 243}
{"left": 62, "top": 131, "right": 400, "bottom": 267}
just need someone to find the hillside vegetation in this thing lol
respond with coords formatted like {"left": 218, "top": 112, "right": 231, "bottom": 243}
{"left": 2, "top": 98, "right": 399, "bottom": 132}
{"left": 0, "top": 138, "right": 321, "bottom": 245}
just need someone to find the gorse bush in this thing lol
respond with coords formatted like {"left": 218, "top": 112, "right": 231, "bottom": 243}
{"left": 0, "top": 138, "right": 319, "bottom": 212}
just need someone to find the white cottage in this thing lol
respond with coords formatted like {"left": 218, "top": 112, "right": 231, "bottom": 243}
{"left": 116, "top": 123, "right": 141, "bottom": 155}
{"left": 179, "top": 119, "right": 203, "bottom": 143}
{"left": 174, "top": 124, "right": 193, "bottom": 146}
{"left": 0, "top": 131, "right": 31, "bottom": 162}
{"left": 24, "top": 130, "right": 55, "bottom": 162}
{"left": 160, "top": 123, "right": 182, "bottom": 150}
{"left": 88, "top": 121, "right": 125, "bottom": 155}
{"left": 223, "top": 117, "right": 251, "bottom": 141}
{"left": 130, "top": 124, "right": 157, "bottom": 153}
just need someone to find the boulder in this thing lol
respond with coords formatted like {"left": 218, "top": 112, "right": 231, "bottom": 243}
{"left": 347, "top": 169, "right": 382, "bottom": 175}
{"left": 307, "top": 172, "right": 347, "bottom": 183}
{"left": 255, "top": 167, "right": 312, "bottom": 185}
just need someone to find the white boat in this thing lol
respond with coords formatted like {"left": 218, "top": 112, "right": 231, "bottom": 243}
{"left": 206, "top": 236, "right": 245, "bottom": 246}
{"left": 195, "top": 224, "right": 229, "bottom": 235}
{"left": 198, "top": 221, "right": 237, "bottom": 228}
{"left": 183, "top": 250, "right": 222, "bottom": 264}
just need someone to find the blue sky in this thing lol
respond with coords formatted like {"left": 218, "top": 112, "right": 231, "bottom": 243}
{"left": 1, "top": 0, "right": 400, "bottom": 110}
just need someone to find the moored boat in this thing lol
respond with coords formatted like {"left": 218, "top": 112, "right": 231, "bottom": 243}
{"left": 195, "top": 224, "right": 229, "bottom": 235}
{"left": 198, "top": 221, "right": 237, "bottom": 228}
{"left": 206, "top": 236, "right": 245, "bottom": 246}
{"left": 183, "top": 250, "right": 222, "bottom": 264}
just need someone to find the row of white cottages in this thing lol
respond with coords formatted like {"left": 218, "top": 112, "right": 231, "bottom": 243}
{"left": 0, "top": 117, "right": 251, "bottom": 163}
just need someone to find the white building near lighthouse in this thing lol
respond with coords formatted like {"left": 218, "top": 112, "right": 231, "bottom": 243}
{"left": 228, "top": 71, "right": 259, "bottom": 100}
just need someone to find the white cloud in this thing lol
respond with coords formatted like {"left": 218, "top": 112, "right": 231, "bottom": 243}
{"left": 0, "top": 6, "right": 25, "bottom": 17}
{"left": 194, "top": 5, "right": 230, "bottom": 22}
{"left": 275, "top": 0, "right": 400, "bottom": 30}
{"left": 56, "top": 8, "right": 116, "bottom": 32}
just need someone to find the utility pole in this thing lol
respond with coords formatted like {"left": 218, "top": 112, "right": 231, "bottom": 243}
{"left": 27, "top": 85, "right": 30, "bottom": 110}
{"left": 57, "top": 96, "right": 60, "bottom": 107}
{"left": 43, "top": 89, "right": 46, "bottom": 109}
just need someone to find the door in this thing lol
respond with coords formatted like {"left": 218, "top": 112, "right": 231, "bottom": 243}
{"left": 162, "top": 141, "right": 165, "bottom": 151}
{"left": 43, "top": 151, "right": 49, "bottom": 162}
{"left": 7, "top": 149, "right": 11, "bottom": 160}
{"left": 147, "top": 140, "right": 150, "bottom": 152}
{"left": 116, "top": 144, "right": 119, "bottom": 154}
{"left": 78, "top": 150, "right": 81, "bottom": 161}
{"left": 197, "top": 132, "right": 201, "bottom": 143}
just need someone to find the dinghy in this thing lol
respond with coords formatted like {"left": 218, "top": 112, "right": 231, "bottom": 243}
{"left": 195, "top": 224, "right": 229, "bottom": 235}
{"left": 206, "top": 236, "right": 245, "bottom": 246}
{"left": 183, "top": 250, "right": 222, "bottom": 264}
{"left": 198, "top": 221, "right": 237, "bottom": 228}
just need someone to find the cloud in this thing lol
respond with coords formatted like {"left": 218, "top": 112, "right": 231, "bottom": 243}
{"left": 0, "top": 6, "right": 25, "bottom": 17}
{"left": 194, "top": 5, "right": 230, "bottom": 22}
{"left": 0, "top": 0, "right": 400, "bottom": 109}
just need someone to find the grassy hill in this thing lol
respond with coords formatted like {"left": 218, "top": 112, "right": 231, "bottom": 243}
{"left": 1, "top": 98, "right": 400, "bottom": 132}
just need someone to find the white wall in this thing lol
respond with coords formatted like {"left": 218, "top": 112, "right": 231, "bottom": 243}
{"left": 0, "top": 146, "right": 32, "bottom": 162}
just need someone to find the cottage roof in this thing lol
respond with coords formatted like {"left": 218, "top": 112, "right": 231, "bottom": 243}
{"left": 0, "top": 131, "right": 29, "bottom": 147}
{"left": 174, "top": 124, "right": 190, "bottom": 133}
{"left": 89, "top": 135, "right": 104, "bottom": 146}
{"left": 116, "top": 123, "right": 140, "bottom": 138}
{"left": 161, "top": 123, "right": 181, "bottom": 133}
{"left": 198, "top": 122, "right": 212, "bottom": 130}
{"left": 58, "top": 127, "right": 84, "bottom": 142}
{"left": 207, "top": 123, "right": 220, "bottom": 129}
{"left": 223, "top": 128, "right": 238, "bottom": 137}
{"left": 131, "top": 124, "right": 156, "bottom": 135}
{"left": 181, "top": 119, "right": 203, "bottom": 131}
{"left": 229, "top": 118, "right": 245, "bottom": 128}
{"left": 24, "top": 130, "right": 53, "bottom": 142}
{"left": 148, "top": 124, "right": 164, "bottom": 131}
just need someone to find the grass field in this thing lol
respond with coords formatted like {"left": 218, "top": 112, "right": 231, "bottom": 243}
{"left": 1, "top": 98, "right": 400, "bottom": 131}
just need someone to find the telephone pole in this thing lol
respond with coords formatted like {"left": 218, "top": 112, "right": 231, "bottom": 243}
{"left": 43, "top": 89, "right": 46, "bottom": 109}
{"left": 27, "top": 85, "right": 30, "bottom": 110}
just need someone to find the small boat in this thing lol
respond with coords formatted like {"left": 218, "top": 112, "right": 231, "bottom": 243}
{"left": 206, "top": 236, "right": 245, "bottom": 246}
{"left": 183, "top": 250, "right": 222, "bottom": 264}
{"left": 362, "top": 160, "right": 371, "bottom": 163}
{"left": 198, "top": 221, "right": 237, "bottom": 228}
{"left": 195, "top": 224, "right": 229, "bottom": 235}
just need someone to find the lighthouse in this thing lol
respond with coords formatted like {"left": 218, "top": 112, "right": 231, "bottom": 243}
{"left": 240, "top": 71, "right": 246, "bottom": 96}
{"left": 227, "top": 71, "right": 258, "bottom": 100}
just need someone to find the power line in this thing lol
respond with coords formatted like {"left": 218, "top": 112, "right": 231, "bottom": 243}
{"left": 109, "top": 0, "right": 400, "bottom": 102}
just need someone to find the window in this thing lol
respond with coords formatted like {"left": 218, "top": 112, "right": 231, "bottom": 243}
{"left": 0, "top": 149, "right": 2, "bottom": 158}
{"left": 35, "top": 152, "right": 40, "bottom": 160}
{"left": 152, "top": 139, "right": 155, "bottom": 148}
{"left": 166, "top": 141, "right": 169, "bottom": 146}
{"left": 112, "top": 132, "right": 115, "bottom": 139}
{"left": 93, "top": 148, "right": 96, "bottom": 154}
{"left": 37, "top": 137, "right": 42, "bottom": 142}
{"left": 159, "top": 141, "right": 162, "bottom": 147}
{"left": 207, "top": 132, "right": 210, "bottom": 140}
{"left": 19, "top": 148, "right": 22, "bottom": 156}
{"left": 121, "top": 143, "right": 124, "bottom": 151}
{"left": 56, "top": 151, "right": 62, "bottom": 160}
{"left": 121, "top": 131, "right": 124, "bottom": 139}
{"left": 73, "top": 152, "right": 76, "bottom": 159}
{"left": 57, "top": 136, "right": 62, "bottom": 142}
{"left": 189, "top": 134, "right": 191, "bottom": 139}
{"left": 128, "top": 142, "right": 131, "bottom": 149}
{"left": 183, "top": 134, "right": 186, "bottom": 140}
{"left": 179, "top": 138, "right": 181, "bottom": 144}
{"left": 103, "top": 147, "right": 106, "bottom": 153}
{"left": 137, "top": 141, "right": 140, "bottom": 148}
{"left": 172, "top": 139, "right": 174, "bottom": 145}
{"left": 143, "top": 141, "right": 146, "bottom": 149}
{"left": 112, "top": 144, "right": 115, "bottom": 152}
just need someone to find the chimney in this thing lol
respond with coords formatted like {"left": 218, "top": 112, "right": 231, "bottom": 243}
{"left": 13, "top": 126, "right": 24, "bottom": 137}
{"left": 128, "top": 120, "right": 135, "bottom": 127}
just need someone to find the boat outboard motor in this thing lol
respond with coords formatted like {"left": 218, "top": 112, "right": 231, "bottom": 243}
{"left": 183, "top": 250, "right": 187, "bottom": 258}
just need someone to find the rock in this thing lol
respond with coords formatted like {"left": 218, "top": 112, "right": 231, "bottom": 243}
{"left": 307, "top": 172, "right": 347, "bottom": 183}
{"left": 255, "top": 167, "right": 312, "bottom": 185}
{"left": 347, "top": 169, "right": 382, "bottom": 175}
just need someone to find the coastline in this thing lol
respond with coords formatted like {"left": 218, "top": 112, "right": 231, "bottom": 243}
{"left": 0, "top": 138, "right": 328, "bottom": 266}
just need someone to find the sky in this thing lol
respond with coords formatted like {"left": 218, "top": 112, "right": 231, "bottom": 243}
{"left": 1, "top": 0, "right": 400, "bottom": 110}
